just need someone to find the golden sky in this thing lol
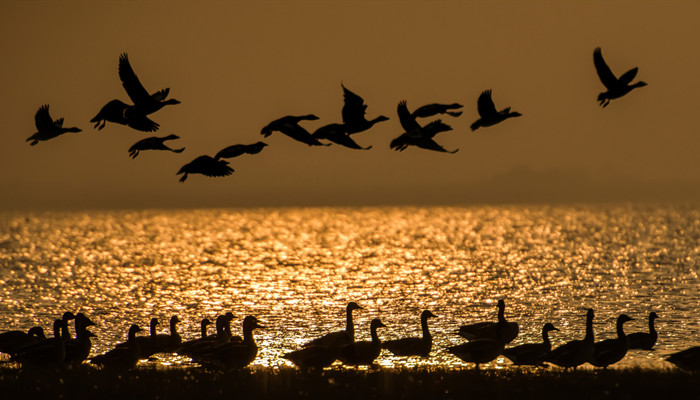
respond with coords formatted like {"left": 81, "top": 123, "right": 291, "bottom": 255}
{"left": 1, "top": 1, "right": 699, "bottom": 209}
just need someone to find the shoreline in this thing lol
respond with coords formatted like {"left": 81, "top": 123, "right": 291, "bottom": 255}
{"left": 1, "top": 365, "right": 697, "bottom": 400}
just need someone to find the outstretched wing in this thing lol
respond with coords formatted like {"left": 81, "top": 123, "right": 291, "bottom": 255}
{"left": 593, "top": 47, "right": 617, "bottom": 89}
{"left": 119, "top": 53, "right": 151, "bottom": 105}
{"left": 618, "top": 67, "right": 638, "bottom": 86}
{"left": 477, "top": 90, "right": 498, "bottom": 118}
{"left": 421, "top": 119, "right": 452, "bottom": 138}
{"left": 397, "top": 100, "right": 420, "bottom": 132}
{"left": 341, "top": 84, "right": 367, "bottom": 124}
{"left": 127, "top": 114, "right": 160, "bottom": 132}
{"left": 34, "top": 105, "right": 54, "bottom": 131}
{"left": 417, "top": 137, "right": 458, "bottom": 154}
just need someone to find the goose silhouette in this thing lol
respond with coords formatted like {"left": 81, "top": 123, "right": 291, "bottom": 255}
{"left": 0, "top": 326, "right": 45, "bottom": 356}
{"left": 447, "top": 318, "right": 509, "bottom": 370}
{"left": 303, "top": 302, "right": 363, "bottom": 352}
{"left": 391, "top": 101, "right": 457, "bottom": 153}
{"left": 544, "top": 308, "right": 595, "bottom": 369}
{"left": 188, "top": 316, "right": 263, "bottom": 370}
{"left": 666, "top": 346, "right": 700, "bottom": 371}
{"left": 128, "top": 134, "right": 184, "bottom": 158}
{"left": 119, "top": 53, "right": 180, "bottom": 115}
{"left": 177, "top": 155, "right": 233, "bottom": 183}
{"left": 26, "top": 105, "right": 81, "bottom": 146}
{"left": 412, "top": 103, "right": 463, "bottom": 118}
{"left": 215, "top": 142, "right": 268, "bottom": 159}
{"left": 382, "top": 310, "right": 437, "bottom": 357}
{"left": 458, "top": 299, "right": 519, "bottom": 343}
{"left": 341, "top": 83, "right": 389, "bottom": 134}
{"left": 502, "top": 323, "right": 558, "bottom": 366}
{"left": 11, "top": 319, "right": 67, "bottom": 368}
{"left": 594, "top": 47, "right": 647, "bottom": 108}
{"left": 590, "top": 314, "right": 633, "bottom": 369}
{"left": 261, "top": 114, "right": 328, "bottom": 146}
{"left": 339, "top": 318, "right": 386, "bottom": 366}
{"left": 312, "top": 123, "right": 372, "bottom": 150}
{"left": 470, "top": 90, "right": 521, "bottom": 131}
{"left": 90, "top": 324, "right": 143, "bottom": 370}
{"left": 91, "top": 99, "right": 159, "bottom": 132}
{"left": 628, "top": 312, "right": 659, "bottom": 350}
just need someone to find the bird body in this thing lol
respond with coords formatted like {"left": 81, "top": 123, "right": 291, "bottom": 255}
{"left": 64, "top": 313, "right": 97, "bottom": 365}
{"left": 382, "top": 310, "right": 437, "bottom": 357}
{"left": 458, "top": 299, "right": 519, "bottom": 343}
{"left": 447, "top": 318, "right": 510, "bottom": 369}
{"left": 12, "top": 319, "right": 67, "bottom": 368}
{"left": 628, "top": 312, "right": 659, "bottom": 350}
{"left": 666, "top": 346, "right": 700, "bottom": 371}
{"left": 27, "top": 105, "right": 81, "bottom": 146}
{"left": 177, "top": 155, "right": 233, "bottom": 182}
{"left": 189, "top": 316, "right": 263, "bottom": 370}
{"left": 283, "top": 345, "right": 338, "bottom": 370}
{"left": 470, "top": 90, "right": 521, "bottom": 131}
{"left": 0, "top": 327, "right": 45, "bottom": 356}
{"left": 261, "top": 115, "right": 327, "bottom": 146}
{"left": 312, "top": 123, "right": 372, "bottom": 150}
{"left": 391, "top": 101, "right": 457, "bottom": 153}
{"left": 339, "top": 319, "right": 386, "bottom": 366}
{"left": 152, "top": 315, "right": 182, "bottom": 354}
{"left": 215, "top": 142, "right": 268, "bottom": 159}
{"left": 594, "top": 47, "right": 647, "bottom": 107}
{"left": 303, "top": 302, "right": 363, "bottom": 351}
{"left": 91, "top": 99, "right": 159, "bottom": 132}
{"left": 118, "top": 53, "right": 180, "bottom": 115}
{"left": 590, "top": 314, "right": 633, "bottom": 368}
{"left": 545, "top": 309, "right": 595, "bottom": 369}
{"left": 503, "top": 323, "right": 558, "bottom": 366}
{"left": 128, "top": 134, "right": 184, "bottom": 158}
{"left": 90, "top": 325, "right": 143, "bottom": 370}
{"left": 412, "top": 103, "right": 463, "bottom": 118}
{"left": 341, "top": 84, "right": 389, "bottom": 134}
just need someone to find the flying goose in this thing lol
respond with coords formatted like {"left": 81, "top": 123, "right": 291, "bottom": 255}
{"left": 447, "top": 319, "right": 509, "bottom": 369}
{"left": 177, "top": 155, "right": 233, "bottom": 182}
{"left": 458, "top": 299, "right": 519, "bottom": 343}
{"left": 303, "top": 302, "right": 363, "bottom": 351}
{"left": 544, "top": 308, "right": 595, "bottom": 369}
{"left": 502, "top": 323, "right": 559, "bottom": 366}
{"left": 261, "top": 115, "right": 328, "bottom": 146}
{"left": 594, "top": 47, "right": 647, "bottom": 108}
{"left": 90, "top": 324, "right": 143, "bottom": 370}
{"left": 470, "top": 90, "right": 521, "bottom": 131}
{"left": 412, "top": 103, "right": 463, "bottom": 118}
{"left": 26, "top": 105, "right": 81, "bottom": 146}
{"left": 128, "top": 134, "right": 184, "bottom": 158}
{"left": 189, "top": 316, "right": 263, "bottom": 370}
{"left": 91, "top": 99, "right": 159, "bottom": 132}
{"left": 590, "top": 314, "right": 633, "bottom": 369}
{"left": 339, "top": 318, "right": 386, "bottom": 366}
{"left": 666, "top": 346, "right": 700, "bottom": 371}
{"left": 312, "top": 123, "right": 372, "bottom": 150}
{"left": 627, "top": 312, "right": 659, "bottom": 350}
{"left": 382, "top": 310, "right": 437, "bottom": 357}
{"left": 215, "top": 142, "right": 268, "bottom": 159}
{"left": 390, "top": 101, "right": 457, "bottom": 153}
{"left": 341, "top": 84, "right": 389, "bottom": 134}
{"left": 119, "top": 53, "right": 180, "bottom": 115}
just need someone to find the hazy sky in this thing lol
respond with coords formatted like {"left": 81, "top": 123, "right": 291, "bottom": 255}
{"left": 1, "top": 1, "right": 699, "bottom": 210}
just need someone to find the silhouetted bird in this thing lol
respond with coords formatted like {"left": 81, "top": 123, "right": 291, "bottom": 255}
{"left": 0, "top": 327, "right": 45, "bottom": 356}
{"left": 447, "top": 319, "right": 509, "bottom": 370}
{"left": 545, "top": 309, "right": 595, "bottom": 369}
{"left": 11, "top": 319, "right": 67, "bottom": 368}
{"left": 128, "top": 134, "right": 184, "bottom": 158}
{"left": 312, "top": 123, "right": 372, "bottom": 150}
{"left": 90, "top": 324, "right": 143, "bottom": 370}
{"left": 382, "top": 310, "right": 437, "bottom": 357}
{"left": 666, "top": 346, "right": 700, "bottom": 371}
{"left": 188, "top": 316, "right": 263, "bottom": 370}
{"left": 594, "top": 47, "right": 647, "bottom": 108}
{"left": 119, "top": 53, "right": 180, "bottom": 115}
{"left": 412, "top": 103, "right": 463, "bottom": 118}
{"left": 470, "top": 90, "right": 521, "bottom": 131}
{"left": 261, "top": 115, "right": 328, "bottom": 146}
{"left": 341, "top": 84, "right": 389, "bottom": 134}
{"left": 590, "top": 314, "right": 633, "bottom": 369}
{"left": 628, "top": 312, "right": 659, "bottom": 350}
{"left": 26, "top": 105, "right": 81, "bottom": 146}
{"left": 177, "top": 155, "right": 233, "bottom": 183}
{"left": 91, "top": 99, "right": 160, "bottom": 132}
{"left": 64, "top": 313, "right": 96, "bottom": 365}
{"left": 215, "top": 142, "right": 268, "bottom": 159}
{"left": 458, "top": 299, "right": 519, "bottom": 343}
{"left": 391, "top": 101, "right": 457, "bottom": 153}
{"left": 502, "top": 323, "right": 558, "bottom": 366}
{"left": 339, "top": 319, "right": 386, "bottom": 366}
{"left": 303, "top": 302, "right": 363, "bottom": 353}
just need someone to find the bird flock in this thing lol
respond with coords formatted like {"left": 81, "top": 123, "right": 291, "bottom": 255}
{"left": 1, "top": 301, "right": 697, "bottom": 372}
{"left": 27, "top": 47, "right": 646, "bottom": 182}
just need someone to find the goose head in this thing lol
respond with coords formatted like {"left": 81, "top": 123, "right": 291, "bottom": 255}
{"left": 242, "top": 316, "right": 264, "bottom": 332}
{"left": 649, "top": 312, "right": 659, "bottom": 320}
{"left": 62, "top": 312, "right": 77, "bottom": 322}
{"left": 347, "top": 302, "right": 363, "bottom": 312}
{"left": 28, "top": 326, "right": 45, "bottom": 339}
{"left": 543, "top": 323, "right": 559, "bottom": 333}
{"left": 421, "top": 310, "right": 437, "bottom": 320}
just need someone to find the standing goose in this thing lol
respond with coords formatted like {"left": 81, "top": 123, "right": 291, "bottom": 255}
{"left": 544, "top": 308, "right": 595, "bottom": 369}
{"left": 12, "top": 319, "right": 67, "bottom": 368}
{"left": 470, "top": 90, "right": 521, "bottom": 131}
{"left": 26, "top": 105, "right": 81, "bottom": 146}
{"left": 189, "top": 316, "right": 263, "bottom": 370}
{"left": 177, "top": 155, "right": 233, "bottom": 183}
{"left": 666, "top": 346, "right": 700, "bottom": 371}
{"left": 0, "top": 326, "right": 45, "bottom": 356}
{"left": 177, "top": 318, "right": 212, "bottom": 354}
{"left": 312, "top": 123, "right": 372, "bottom": 150}
{"left": 391, "top": 101, "right": 457, "bottom": 153}
{"left": 594, "top": 47, "right": 647, "bottom": 108}
{"left": 91, "top": 99, "right": 159, "bottom": 132}
{"left": 64, "top": 313, "right": 97, "bottom": 365}
{"left": 412, "top": 103, "right": 463, "bottom": 118}
{"left": 153, "top": 315, "right": 182, "bottom": 353}
{"left": 261, "top": 115, "right": 328, "bottom": 146}
{"left": 118, "top": 317, "right": 158, "bottom": 359}
{"left": 502, "top": 323, "right": 559, "bottom": 366}
{"left": 283, "top": 345, "right": 339, "bottom": 370}
{"left": 179, "top": 314, "right": 234, "bottom": 357}
{"left": 627, "top": 312, "right": 659, "bottom": 350}
{"left": 215, "top": 142, "right": 268, "bottom": 160}
{"left": 458, "top": 299, "right": 519, "bottom": 344}
{"left": 590, "top": 314, "right": 634, "bottom": 369}
{"left": 341, "top": 84, "right": 389, "bottom": 134}
{"left": 339, "top": 318, "right": 386, "bottom": 366}
{"left": 382, "top": 310, "right": 437, "bottom": 357}
{"left": 128, "top": 134, "right": 184, "bottom": 159}
{"left": 90, "top": 324, "right": 143, "bottom": 370}
{"left": 446, "top": 319, "right": 508, "bottom": 370}
{"left": 303, "top": 302, "right": 363, "bottom": 351}
{"left": 118, "top": 53, "right": 180, "bottom": 115}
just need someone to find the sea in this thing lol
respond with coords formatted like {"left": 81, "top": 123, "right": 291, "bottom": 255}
{"left": 0, "top": 205, "right": 697, "bottom": 369}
